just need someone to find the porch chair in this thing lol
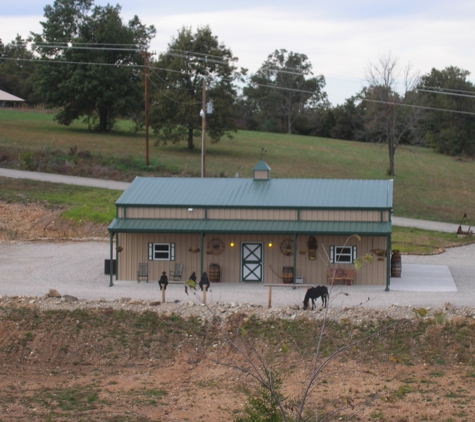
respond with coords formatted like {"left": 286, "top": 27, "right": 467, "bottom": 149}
{"left": 137, "top": 263, "right": 148, "bottom": 283}
{"left": 169, "top": 263, "right": 183, "bottom": 281}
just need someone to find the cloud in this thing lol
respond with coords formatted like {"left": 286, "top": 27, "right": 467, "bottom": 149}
{"left": 2, "top": 4, "right": 474, "bottom": 105}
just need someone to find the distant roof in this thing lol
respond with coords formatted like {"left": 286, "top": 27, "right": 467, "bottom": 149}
{"left": 116, "top": 177, "right": 393, "bottom": 210}
{"left": 0, "top": 89, "right": 24, "bottom": 102}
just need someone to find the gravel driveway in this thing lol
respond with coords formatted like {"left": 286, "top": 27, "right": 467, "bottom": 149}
{"left": 1, "top": 240, "right": 474, "bottom": 310}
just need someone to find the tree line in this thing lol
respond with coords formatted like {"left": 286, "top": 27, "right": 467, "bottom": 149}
{"left": 1, "top": 0, "right": 474, "bottom": 174}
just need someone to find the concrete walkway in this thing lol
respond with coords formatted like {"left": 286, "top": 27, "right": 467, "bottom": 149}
{"left": 0, "top": 168, "right": 461, "bottom": 233}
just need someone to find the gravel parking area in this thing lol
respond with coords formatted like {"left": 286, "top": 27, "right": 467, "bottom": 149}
{"left": 1, "top": 240, "right": 474, "bottom": 311}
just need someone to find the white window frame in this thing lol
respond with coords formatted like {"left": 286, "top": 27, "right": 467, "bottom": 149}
{"left": 330, "top": 245, "right": 356, "bottom": 264}
{"left": 148, "top": 242, "right": 175, "bottom": 261}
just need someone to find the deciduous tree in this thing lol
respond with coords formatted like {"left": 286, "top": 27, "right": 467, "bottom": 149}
{"left": 244, "top": 49, "right": 327, "bottom": 134}
{"left": 0, "top": 35, "right": 36, "bottom": 103}
{"left": 149, "top": 26, "right": 245, "bottom": 150}
{"left": 417, "top": 66, "right": 475, "bottom": 156}
{"left": 32, "top": 0, "right": 155, "bottom": 131}
{"left": 363, "top": 52, "right": 420, "bottom": 175}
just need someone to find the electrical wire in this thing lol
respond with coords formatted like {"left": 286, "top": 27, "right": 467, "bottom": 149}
{"left": 169, "top": 48, "right": 227, "bottom": 61}
{"left": 417, "top": 88, "right": 475, "bottom": 99}
{"left": 256, "top": 83, "right": 319, "bottom": 95}
{"left": 421, "top": 86, "right": 475, "bottom": 95}
{"left": 146, "top": 75, "right": 200, "bottom": 105}
{"left": 362, "top": 99, "right": 475, "bottom": 116}
{"left": 32, "top": 43, "right": 144, "bottom": 52}
{"left": 261, "top": 67, "right": 307, "bottom": 76}
{"left": 164, "top": 51, "right": 229, "bottom": 65}
{"left": 148, "top": 66, "right": 198, "bottom": 91}
{"left": 2, "top": 56, "right": 143, "bottom": 68}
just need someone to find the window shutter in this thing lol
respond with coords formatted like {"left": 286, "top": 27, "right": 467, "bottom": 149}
{"left": 148, "top": 243, "right": 153, "bottom": 261}
{"left": 352, "top": 246, "right": 357, "bottom": 263}
{"left": 330, "top": 246, "right": 334, "bottom": 264}
{"left": 170, "top": 243, "right": 175, "bottom": 261}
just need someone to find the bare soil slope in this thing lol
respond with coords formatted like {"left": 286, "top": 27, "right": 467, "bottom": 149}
{"left": 1, "top": 202, "right": 475, "bottom": 421}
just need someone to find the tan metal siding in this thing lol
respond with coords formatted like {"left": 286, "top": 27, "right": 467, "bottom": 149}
{"left": 207, "top": 209, "right": 298, "bottom": 220}
{"left": 123, "top": 207, "right": 205, "bottom": 219}
{"left": 117, "top": 233, "right": 387, "bottom": 286}
{"left": 300, "top": 210, "right": 383, "bottom": 222}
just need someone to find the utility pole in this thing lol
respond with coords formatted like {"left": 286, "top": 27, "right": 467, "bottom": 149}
{"left": 201, "top": 79, "right": 206, "bottom": 178}
{"left": 140, "top": 51, "right": 153, "bottom": 166}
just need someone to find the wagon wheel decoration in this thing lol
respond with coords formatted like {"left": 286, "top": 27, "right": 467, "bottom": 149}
{"left": 207, "top": 238, "right": 225, "bottom": 255}
{"left": 280, "top": 238, "right": 294, "bottom": 256}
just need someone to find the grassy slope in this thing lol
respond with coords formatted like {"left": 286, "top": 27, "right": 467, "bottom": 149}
{"left": 1, "top": 109, "right": 475, "bottom": 234}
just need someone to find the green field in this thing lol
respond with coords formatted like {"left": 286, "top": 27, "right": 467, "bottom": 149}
{"left": 1, "top": 108, "right": 475, "bottom": 253}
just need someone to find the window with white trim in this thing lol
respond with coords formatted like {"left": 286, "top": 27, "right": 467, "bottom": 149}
{"left": 148, "top": 243, "right": 175, "bottom": 261}
{"left": 330, "top": 245, "right": 356, "bottom": 264}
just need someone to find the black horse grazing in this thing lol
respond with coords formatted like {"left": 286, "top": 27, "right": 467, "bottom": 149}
{"left": 303, "top": 286, "right": 329, "bottom": 310}
{"left": 158, "top": 271, "right": 168, "bottom": 291}
{"left": 199, "top": 272, "right": 210, "bottom": 292}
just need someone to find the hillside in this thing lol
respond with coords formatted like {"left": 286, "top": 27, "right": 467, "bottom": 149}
{"left": 1, "top": 108, "right": 475, "bottom": 225}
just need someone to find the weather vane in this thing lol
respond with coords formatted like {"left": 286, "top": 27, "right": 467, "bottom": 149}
{"left": 260, "top": 147, "right": 267, "bottom": 160}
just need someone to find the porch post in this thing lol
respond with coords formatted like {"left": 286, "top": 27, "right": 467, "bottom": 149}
{"left": 293, "top": 233, "right": 297, "bottom": 283}
{"left": 385, "top": 234, "right": 391, "bottom": 291}
{"left": 115, "top": 233, "right": 119, "bottom": 281}
{"left": 109, "top": 232, "right": 114, "bottom": 287}
{"left": 200, "top": 233, "right": 204, "bottom": 278}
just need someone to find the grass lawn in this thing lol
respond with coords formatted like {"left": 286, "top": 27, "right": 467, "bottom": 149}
{"left": 1, "top": 108, "right": 475, "bottom": 252}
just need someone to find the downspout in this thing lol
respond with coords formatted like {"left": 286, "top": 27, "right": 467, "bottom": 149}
{"left": 109, "top": 232, "right": 114, "bottom": 287}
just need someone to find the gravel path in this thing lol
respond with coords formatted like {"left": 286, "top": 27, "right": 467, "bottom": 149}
{"left": 1, "top": 240, "right": 474, "bottom": 311}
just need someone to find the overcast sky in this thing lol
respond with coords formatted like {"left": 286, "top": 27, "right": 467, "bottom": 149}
{"left": 2, "top": 0, "right": 474, "bottom": 105}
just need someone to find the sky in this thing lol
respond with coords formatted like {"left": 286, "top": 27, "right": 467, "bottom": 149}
{"left": 2, "top": 0, "right": 475, "bottom": 105}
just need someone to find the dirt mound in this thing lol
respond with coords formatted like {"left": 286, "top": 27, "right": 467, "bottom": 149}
{"left": 0, "top": 201, "right": 108, "bottom": 242}
{"left": 1, "top": 301, "right": 475, "bottom": 421}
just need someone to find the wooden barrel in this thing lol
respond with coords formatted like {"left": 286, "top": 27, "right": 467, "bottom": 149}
{"left": 209, "top": 263, "right": 221, "bottom": 282}
{"left": 391, "top": 253, "right": 402, "bottom": 277}
{"left": 282, "top": 266, "right": 294, "bottom": 284}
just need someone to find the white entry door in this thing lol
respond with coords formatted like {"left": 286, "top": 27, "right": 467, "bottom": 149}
{"left": 241, "top": 242, "right": 263, "bottom": 282}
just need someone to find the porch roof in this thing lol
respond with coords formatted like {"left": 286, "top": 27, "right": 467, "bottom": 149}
{"left": 108, "top": 218, "right": 391, "bottom": 236}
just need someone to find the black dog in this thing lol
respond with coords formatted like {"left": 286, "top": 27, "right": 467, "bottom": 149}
{"left": 158, "top": 271, "right": 168, "bottom": 291}
{"left": 303, "top": 286, "right": 329, "bottom": 310}
{"left": 199, "top": 272, "right": 210, "bottom": 292}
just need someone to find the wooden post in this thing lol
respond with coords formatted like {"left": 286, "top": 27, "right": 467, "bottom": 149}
{"left": 267, "top": 286, "right": 272, "bottom": 309}
{"left": 202, "top": 287, "right": 207, "bottom": 305}
{"left": 201, "top": 79, "right": 206, "bottom": 178}
{"left": 161, "top": 287, "right": 165, "bottom": 304}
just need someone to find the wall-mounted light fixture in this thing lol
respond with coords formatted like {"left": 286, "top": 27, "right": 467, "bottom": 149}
{"left": 268, "top": 242, "right": 273, "bottom": 247}
{"left": 187, "top": 208, "right": 193, "bottom": 212}
{"left": 230, "top": 241, "right": 235, "bottom": 247}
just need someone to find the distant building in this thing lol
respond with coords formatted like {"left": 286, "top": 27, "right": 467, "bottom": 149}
{"left": 108, "top": 161, "right": 393, "bottom": 289}
{"left": 0, "top": 89, "right": 24, "bottom": 108}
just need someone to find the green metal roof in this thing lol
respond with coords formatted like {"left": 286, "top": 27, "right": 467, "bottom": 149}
{"left": 253, "top": 160, "right": 271, "bottom": 171}
{"left": 115, "top": 177, "right": 393, "bottom": 210}
{"left": 108, "top": 218, "right": 391, "bottom": 236}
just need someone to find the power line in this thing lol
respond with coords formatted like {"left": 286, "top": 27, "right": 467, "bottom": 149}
{"left": 32, "top": 43, "right": 144, "bottom": 52}
{"left": 164, "top": 51, "right": 229, "bottom": 65}
{"left": 2, "top": 56, "right": 143, "bottom": 68}
{"left": 146, "top": 75, "right": 200, "bottom": 105}
{"left": 421, "top": 85, "right": 475, "bottom": 95}
{"left": 256, "top": 83, "right": 318, "bottom": 95}
{"left": 417, "top": 88, "right": 475, "bottom": 99}
{"left": 261, "top": 67, "right": 309, "bottom": 76}
{"left": 169, "top": 48, "right": 228, "bottom": 61}
{"left": 33, "top": 41, "right": 146, "bottom": 47}
{"left": 363, "top": 98, "right": 475, "bottom": 116}
{"left": 148, "top": 66, "right": 198, "bottom": 91}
